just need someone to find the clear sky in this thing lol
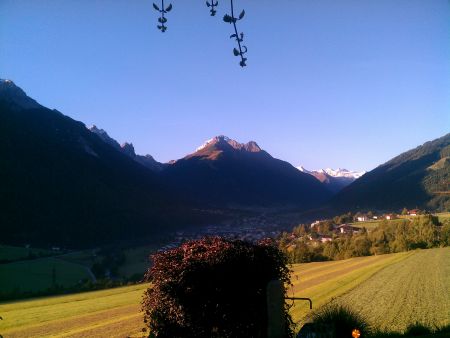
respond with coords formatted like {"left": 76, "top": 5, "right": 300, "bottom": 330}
{"left": 1, "top": 0, "right": 449, "bottom": 171}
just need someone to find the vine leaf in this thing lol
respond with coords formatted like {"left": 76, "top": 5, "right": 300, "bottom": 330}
{"left": 233, "top": 48, "right": 240, "bottom": 56}
{"left": 223, "top": 14, "right": 233, "bottom": 23}
{"left": 239, "top": 10, "right": 245, "bottom": 20}
{"left": 153, "top": 3, "right": 160, "bottom": 11}
{"left": 165, "top": 4, "right": 173, "bottom": 12}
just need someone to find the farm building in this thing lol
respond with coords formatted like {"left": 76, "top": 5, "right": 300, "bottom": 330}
{"left": 319, "top": 235, "right": 333, "bottom": 243}
{"left": 408, "top": 209, "right": 420, "bottom": 216}
{"left": 335, "top": 224, "right": 360, "bottom": 234}
{"left": 385, "top": 214, "right": 397, "bottom": 220}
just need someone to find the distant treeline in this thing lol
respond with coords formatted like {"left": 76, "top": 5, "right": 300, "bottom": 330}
{"left": 280, "top": 215, "right": 450, "bottom": 263}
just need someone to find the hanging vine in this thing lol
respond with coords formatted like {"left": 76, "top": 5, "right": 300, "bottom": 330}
{"left": 152, "top": 1, "right": 172, "bottom": 32}
{"left": 223, "top": 0, "right": 247, "bottom": 67}
{"left": 152, "top": 0, "right": 248, "bottom": 67}
{"left": 206, "top": 0, "right": 219, "bottom": 16}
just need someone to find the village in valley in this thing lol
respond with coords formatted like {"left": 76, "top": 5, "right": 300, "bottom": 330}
{"left": 299, "top": 208, "right": 423, "bottom": 243}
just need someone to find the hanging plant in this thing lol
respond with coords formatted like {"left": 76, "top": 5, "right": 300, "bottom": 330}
{"left": 223, "top": 0, "right": 248, "bottom": 67}
{"left": 206, "top": 0, "right": 219, "bottom": 16}
{"left": 152, "top": 1, "right": 172, "bottom": 32}
{"left": 152, "top": 0, "right": 248, "bottom": 67}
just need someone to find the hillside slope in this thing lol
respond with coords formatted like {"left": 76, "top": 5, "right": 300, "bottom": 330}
{"left": 332, "top": 133, "right": 450, "bottom": 211}
{"left": 0, "top": 80, "right": 182, "bottom": 247}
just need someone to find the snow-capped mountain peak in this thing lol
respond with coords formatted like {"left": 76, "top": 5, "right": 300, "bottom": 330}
{"left": 323, "top": 168, "right": 366, "bottom": 179}
{"left": 195, "top": 135, "right": 262, "bottom": 153}
{"left": 296, "top": 166, "right": 366, "bottom": 193}
{"left": 297, "top": 166, "right": 314, "bottom": 175}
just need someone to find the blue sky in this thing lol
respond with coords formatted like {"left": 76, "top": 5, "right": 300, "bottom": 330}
{"left": 1, "top": 0, "right": 449, "bottom": 171}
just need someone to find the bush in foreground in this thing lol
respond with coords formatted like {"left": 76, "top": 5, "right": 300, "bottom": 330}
{"left": 142, "top": 237, "right": 293, "bottom": 338}
{"left": 308, "top": 303, "right": 372, "bottom": 338}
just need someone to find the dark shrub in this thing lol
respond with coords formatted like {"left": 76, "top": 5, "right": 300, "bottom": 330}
{"left": 142, "top": 237, "right": 293, "bottom": 338}
{"left": 309, "top": 303, "right": 371, "bottom": 338}
{"left": 404, "top": 322, "right": 431, "bottom": 336}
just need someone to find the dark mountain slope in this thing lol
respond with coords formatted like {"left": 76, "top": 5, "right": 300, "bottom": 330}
{"left": 332, "top": 134, "right": 450, "bottom": 211}
{"left": 0, "top": 81, "right": 181, "bottom": 247}
{"left": 162, "top": 136, "right": 332, "bottom": 209}
{"left": 89, "top": 125, "right": 167, "bottom": 172}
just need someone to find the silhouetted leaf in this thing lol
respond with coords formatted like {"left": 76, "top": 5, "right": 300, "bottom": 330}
{"left": 223, "top": 14, "right": 233, "bottom": 23}
{"left": 206, "top": 1, "right": 211, "bottom": 7}
{"left": 153, "top": 3, "right": 160, "bottom": 11}
{"left": 239, "top": 10, "right": 245, "bottom": 20}
{"left": 233, "top": 48, "right": 240, "bottom": 56}
{"left": 230, "top": 34, "right": 237, "bottom": 39}
{"left": 165, "top": 4, "right": 172, "bottom": 12}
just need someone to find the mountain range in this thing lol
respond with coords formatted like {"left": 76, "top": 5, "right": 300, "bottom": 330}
{"left": 160, "top": 136, "right": 332, "bottom": 208}
{"left": 1, "top": 79, "right": 448, "bottom": 247}
{"left": 332, "top": 133, "right": 450, "bottom": 211}
{"left": 0, "top": 79, "right": 191, "bottom": 247}
{"left": 297, "top": 166, "right": 365, "bottom": 194}
{"left": 89, "top": 125, "right": 167, "bottom": 172}
{"left": 0, "top": 80, "right": 331, "bottom": 246}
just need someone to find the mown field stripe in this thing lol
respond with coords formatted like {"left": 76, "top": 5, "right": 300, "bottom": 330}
{"left": 291, "top": 255, "right": 394, "bottom": 290}
{"left": 0, "top": 284, "right": 148, "bottom": 331}
{"left": 333, "top": 247, "right": 450, "bottom": 332}
{"left": 289, "top": 251, "right": 412, "bottom": 323}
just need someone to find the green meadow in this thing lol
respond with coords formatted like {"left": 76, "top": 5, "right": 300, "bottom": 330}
{"left": 0, "top": 257, "right": 92, "bottom": 296}
{"left": 1, "top": 248, "right": 449, "bottom": 337}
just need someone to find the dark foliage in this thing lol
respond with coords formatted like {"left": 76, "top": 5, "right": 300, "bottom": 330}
{"left": 152, "top": 1, "right": 172, "bottom": 32}
{"left": 223, "top": 0, "right": 248, "bottom": 67}
{"left": 142, "top": 237, "right": 294, "bottom": 338}
{"left": 152, "top": 0, "right": 248, "bottom": 67}
{"left": 309, "top": 303, "right": 372, "bottom": 338}
{"left": 403, "top": 323, "right": 432, "bottom": 336}
{"left": 206, "top": 0, "right": 219, "bottom": 16}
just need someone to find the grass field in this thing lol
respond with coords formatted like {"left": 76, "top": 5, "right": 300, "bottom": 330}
{"left": 1, "top": 248, "right": 449, "bottom": 337}
{"left": 436, "top": 212, "right": 450, "bottom": 222}
{"left": 289, "top": 251, "right": 412, "bottom": 323}
{"left": 350, "top": 220, "right": 382, "bottom": 230}
{"left": 333, "top": 247, "right": 450, "bottom": 332}
{"left": 0, "top": 245, "right": 54, "bottom": 262}
{"left": 0, "top": 284, "right": 148, "bottom": 338}
{"left": 0, "top": 257, "right": 92, "bottom": 295}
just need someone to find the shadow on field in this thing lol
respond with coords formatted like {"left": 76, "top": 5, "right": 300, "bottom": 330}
{"left": 371, "top": 323, "right": 450, "bottom": 337}
{"left": 298, "top": 303, "right": 450, "bottom": 338}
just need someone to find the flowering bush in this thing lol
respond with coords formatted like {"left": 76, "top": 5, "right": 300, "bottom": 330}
{"left": 142, "top": 237, "right": 293, "bottom": 338}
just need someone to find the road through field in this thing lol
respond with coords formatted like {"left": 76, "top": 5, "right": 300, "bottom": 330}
{"left": 334, "top": 247, "right": 450, "bottom": 332}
